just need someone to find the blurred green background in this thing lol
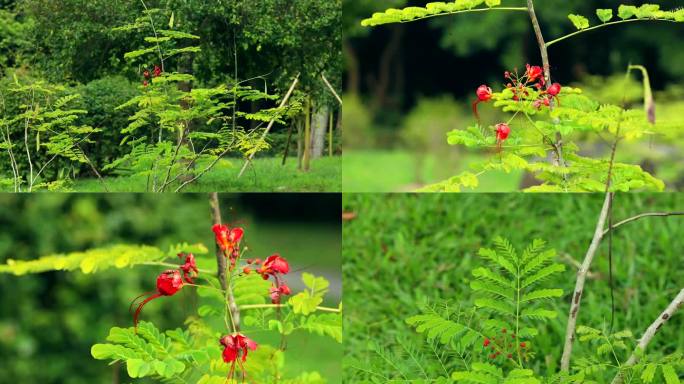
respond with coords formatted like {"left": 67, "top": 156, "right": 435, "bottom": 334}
{"left": 0, "top": 193, "right": 341, "bottom": 383}
{"left": 342, "top": 0, "right": 684, "bottom": 191}
{"left": 342, "top": 193, "right": 684, "bottom": 381}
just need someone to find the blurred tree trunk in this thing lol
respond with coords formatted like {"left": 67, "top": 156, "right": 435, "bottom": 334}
{"left": 344, "top": 41, "right": 360, "bottom": 95}
{"left": 296, "top": 116, "right": 303, "bottom": 170}
{"left": 311, "top": 103, "right": 329, "bottom": 159}
{"left": 302, "top": 97, "right": 311, "bottom": 171}
{"left": 370, "top": 25, "right": 403, "bottom": 113}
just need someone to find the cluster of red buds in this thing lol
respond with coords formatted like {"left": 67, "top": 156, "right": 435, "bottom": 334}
{"left": 502, "top": 64, "right": 561, "bottom": 108}
{"left": 212, "top": 224, "right": 245, "bottom": 269}
{"left": 220, "top": 333, "right": 258, "bottom": 380}
{"left": 142, "top": 65, "right": 163, "bottom": 86}
{"left": 472, "top": 64, "right": 563, "bottom": 150}
{"left": 244, "top": 254, "right": 291, "bottom": 304}
{"left": 482, "top": 328, "right": 528, "bottom": 363}
{"left": 178, "top": 252, "right": 198, "bottom": 284}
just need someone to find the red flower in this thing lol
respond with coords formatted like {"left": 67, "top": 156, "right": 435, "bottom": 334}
{"left": 153, "top": 65, "right": 162, "bottom": 77}
{"left": 547, "top": 82, "right": 561, "bottom": 96}
{"left": 212, "top": 224, "right": 244, "bottom": 256}
{"left": 242, "top": 267, "right": 251, "bottom": 275}
{"left": 496, "top": 123, "right": 511, "bottom": 142}
{"left": 476, "top": 85, "right": 492, "bottom": 102}
{"left": 269, "top": 283, "right": 292, "bottom": 304}
{"left": 259, "top": 254, "right": 290, "bottom": 279}
{"left": 526, "top": 64, "right": 543, "bottom": 82}
{"left": 178, "top": 253, "right": 198, "bottom": 284}
{"left": 143, "top": 70, "right": 150, "bottom": 79}
{"left": 143, "top": 80, "right": 149, "bottom": 87}
{"left": 221, "top": 333, "right": 258, "bottom": 363}
{"left": 520, "top": 342, "right": 526, "bottom": 348}
{"left": 132, "top": 270, "right": 184, "bottom": 331}
{"left": 483, "top": 338, "right": 491, "bottom": 347}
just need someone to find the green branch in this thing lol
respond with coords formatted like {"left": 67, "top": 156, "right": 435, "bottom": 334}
{"left": 546, "top": 18, "right": 677, "bottom": 48}
{"left": 362, "top": 7, "right": 527, "bottom": 27}
{"left": 239, "top": 304, "right": 341, "bottom": 313}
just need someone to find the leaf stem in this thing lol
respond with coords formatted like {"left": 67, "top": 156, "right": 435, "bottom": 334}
{"left": 546, "top": 19, "right": 676, "bottom": 48}
{"left": 393, "top": 7, "right": 528, "bottom": 24}
{"left": 239, "top": 304, "right": 341, "bottom": 313}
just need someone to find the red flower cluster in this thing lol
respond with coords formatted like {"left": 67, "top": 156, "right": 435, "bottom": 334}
{"left": 482, "top": 328, "right": 528, "bottom": 363}
{"left": 220, "top": 333, "right": 258, "bottom": 380}
{"left": 471, "top": 63, "right": 565, "bottom": 151}
{"left": 132, "top": 269, "right": 185, "bottom": 332}
{"left": 244, "top": 254, "right": 291, "bottom": 304}
{"left": 503, "top": 64, "right": 561, "bottom": 108}
{"left": 142, "top": 65, "right": 162, "bottom": 87}
{"left": 178, "top": 252, "right": 198, "bottom": 284}
{"left": 212, "top": 223, "right": 245, "bottom": 269}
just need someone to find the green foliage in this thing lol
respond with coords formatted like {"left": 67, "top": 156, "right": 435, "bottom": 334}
{"left": 361, "top": 0, "right": 512, "bottom": 27}
{"left": 342, "top": 194, "right": 684, "bottom": 382}
{"left": 103, "top": 8, "right": 302, "bottom": 192}
{"left": 0, "top": 78, "right": 100, "bottom": 191}
{"left": 91, "top": 321, "right": 188, "bottom": 379}
{"left": 573, "top": 326, "right": 684, "bottom": 383}
{"left": 359, "top": 238, "right": 565, "bottom": 382}
{"left": 421, "top": 77, "right": 671, "bottom": 192}
{"left": 472, "top": 238, "right": 564, "bottom": 327}
{"left": 0, "top": 243, "right": 208, "bottom": 275}
{"left": 566, "top": 4, "right": 684, "bottom": 30}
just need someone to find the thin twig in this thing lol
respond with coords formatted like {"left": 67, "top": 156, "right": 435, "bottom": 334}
{"left": 237, "top": 73, "right": 300, "bottom": 179}
{"left": 321, "top": 73, "right": 342, "bottom": 106}
{"left": 546, "top": 18, "right": 676, "bottom": 48}
{"left": 611, "top": 288, "right": 684, "bottom": 384}
{"left": 239, "top": 304, "right": 341, "bottom": 313}
{"left": 602, "top": 212, "right": 684, "bottom": 237}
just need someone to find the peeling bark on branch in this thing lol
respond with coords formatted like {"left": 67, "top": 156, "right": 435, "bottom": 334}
{"left": 611, "top": 288, "right": 684, "bottom": 384}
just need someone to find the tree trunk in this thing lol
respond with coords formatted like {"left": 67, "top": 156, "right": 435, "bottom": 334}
{"left": 296, "top": 117, "right": 303, "bottom": 171}
{"left": 311, "top": 103, "right": 329, "bottom": 159}
{"left": 302, "top": 97, "right": 311, "bottom": 171}
{"left": 343, "top": 41, "right": 360, "bottom": 95}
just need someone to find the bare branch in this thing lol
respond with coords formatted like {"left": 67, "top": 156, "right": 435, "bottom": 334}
{"left": 611, "top": 288, "right": 684, "bottom": 384}
{"left": 603, "top": 212, "right": 684, "bottom": 237}
{"left": 560, "top": 192, "right": 612, "bottom": 371}
{"left": 321, "top": 73, "right": 342, "bottom": 106}
{"left": 237, "top": 73, "right": 300, "bottom": 179}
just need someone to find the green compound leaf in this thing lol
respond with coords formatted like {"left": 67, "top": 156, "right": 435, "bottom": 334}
{"left": 568, "top": 14, "right": 590, "bottom": 30}
{"left": 618, "top": 5, "right": 637, "bottom": 20}
{"left": 361, "top": 0, "right": 506, "bottom": 27}
{"left": 596, "top": 9, "right": 613, "bottom": 23}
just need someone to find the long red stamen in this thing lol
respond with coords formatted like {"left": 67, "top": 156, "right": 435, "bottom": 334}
{"left": 129, "top": 291, "right": 155, "bottom": 316}
{"left": 472, "top": 100, "right": 481, "bottom": 123}
{"left": 133, "top": 293, "right": 162, "bottom": 333}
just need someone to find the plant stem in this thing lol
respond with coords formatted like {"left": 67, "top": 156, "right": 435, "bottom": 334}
{"left": 239, "top": 304, "right": 341, "bottom": 313}
{"left": 611, "top": 288, "right": 684, "bottom": 384}
{"left": 209, "top": 193, "right": 240, "bottom": 332}
{"left": 560, "top": 192, "right": 612, "bottom": 371}
{"left": 602, "top": 212, "right": 684, "bottom": 237}
{"left": 526, "top": 0, "right": 565, "bottom": 171}
{"left": 546, "top": 19, "right": 676, "bottom": 48}
{"left": 237, "top": 73, "right": 300, "bottom": 178}
{"left": 393, "top": 7, "right": 528, "bottom": 24}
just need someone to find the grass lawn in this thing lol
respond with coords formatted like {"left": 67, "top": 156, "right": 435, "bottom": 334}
{"left": 342, "top": 193, "right": 684, "bottom": 382}
{"left": 342, "top": 150, "right": 522, "bottom": 192}
{"left": 60, "top": 156, "right": 341, "bottom": 192}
